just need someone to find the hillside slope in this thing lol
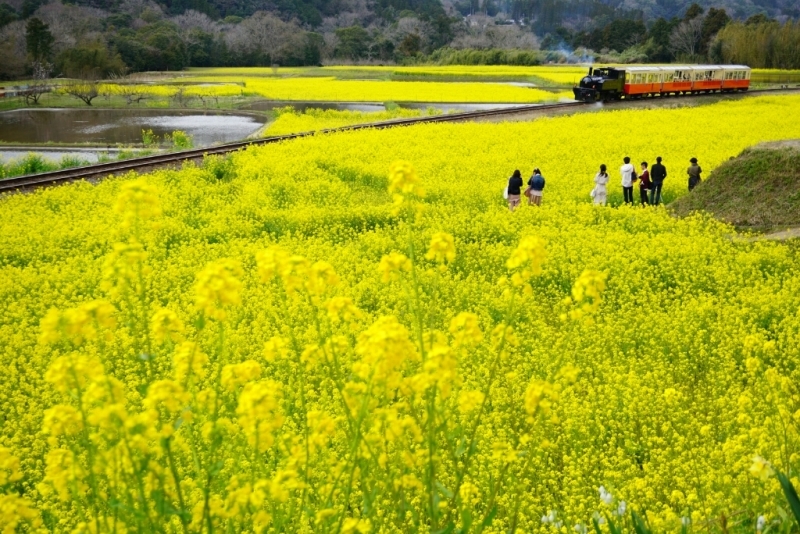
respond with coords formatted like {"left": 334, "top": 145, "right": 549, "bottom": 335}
{"left": 670, "top": 142, "right": 800, "bottom": 229}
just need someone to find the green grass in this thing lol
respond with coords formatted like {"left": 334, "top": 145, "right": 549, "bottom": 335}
{"left": 670, "top": 143, "right": 800, "bottom": 229}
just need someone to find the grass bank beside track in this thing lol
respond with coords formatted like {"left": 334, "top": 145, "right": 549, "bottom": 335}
{"left": 671, "top": 140, "right": 800, "bottom": 231}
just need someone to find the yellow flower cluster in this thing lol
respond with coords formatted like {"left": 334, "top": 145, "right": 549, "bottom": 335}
{"left": 266, "top": 106, "right": 437, "bottom": 136}
{"left": 167, "top": 74, "right": 572, "bottom": 102}
{"left": 0, "top": 94, "right": 800, "bottom": 533}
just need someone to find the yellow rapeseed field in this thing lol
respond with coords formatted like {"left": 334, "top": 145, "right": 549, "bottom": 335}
{"left": 265, "top": 107, "right": 438, "bottom": 136}
{"left": 2, "top": 95, "right": 800, "bottom": 533}
{"left": 171, "top": 76, "right": 571, "bottom": 102}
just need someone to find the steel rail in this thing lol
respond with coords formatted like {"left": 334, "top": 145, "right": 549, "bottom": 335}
{"left": 2, "top": 86, "right": 799, "bottom": 194}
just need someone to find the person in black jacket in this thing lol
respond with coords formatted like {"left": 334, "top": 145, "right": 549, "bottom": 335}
{"left": 507, "top": 169, "right": 523, "bottom": 212}
{"left": 650, "top": 156, "right": 667, "bottom": 205}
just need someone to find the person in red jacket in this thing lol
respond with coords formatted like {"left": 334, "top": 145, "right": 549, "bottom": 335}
{"left": 638, "top": 161, "right": 651, "bottom": 206}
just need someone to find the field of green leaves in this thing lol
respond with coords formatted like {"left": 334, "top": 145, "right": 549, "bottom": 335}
{"left": 1, "top": 94, "right": 800, "bottom": 533}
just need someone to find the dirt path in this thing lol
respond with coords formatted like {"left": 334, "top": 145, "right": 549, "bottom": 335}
{"left": 737, "top": 226, "right": 800, "bottom": 242}
{"left": 758, "top": 226, "right": 800, "bottom": 241}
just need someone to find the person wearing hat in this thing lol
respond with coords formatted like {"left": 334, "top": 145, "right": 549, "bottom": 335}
{"left": 687, "top": 157, "right": 702, "bottom": 191}
{"left": 650, "top": 156, "right": 667, "bottom": 205}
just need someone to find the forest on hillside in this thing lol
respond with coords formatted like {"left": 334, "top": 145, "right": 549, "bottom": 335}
{"left": 1, "top": 0, "right": 799, "bottom": 80}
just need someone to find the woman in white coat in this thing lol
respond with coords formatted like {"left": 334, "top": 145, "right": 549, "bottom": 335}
{"left": 592, "top": 164, "right": 609, "bottom": 205}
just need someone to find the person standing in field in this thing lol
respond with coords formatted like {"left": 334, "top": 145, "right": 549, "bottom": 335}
{"left": 528, "top": 168, "right": 545, "bottom": 206}
{"left": 592, "top": 164, "right": 609, "bottom": 205}
{"left": 687, "top": 157, "right": 702, "bottom": 191}
{"left": 650, "top": 156, "right": 667, "bottom": 205}
{"left": 638, "top": 161, "right": 651, "bottom": 206}
{"left": 507, "top": 169, "right": 523, "bottom": 212}
{"left": 620, "top": 156, "right": 636, "bottom": 204}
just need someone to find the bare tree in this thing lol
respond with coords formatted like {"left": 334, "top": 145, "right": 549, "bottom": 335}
{"left": 118, "top": 84, "right": 148, "bottom": 105}
{"left": 172, "top": 10, "right": 218, "bottom": 33}
{"left": 669, "top": 18, "right": 704, "bottom": 59}
{"left": 63, "top": 79, "right": 101, "bottom": 106}
{"left": 171, "top": 87, "right": 194, "bottom": 108}
{"left": 36, "top": 2, "right": 106, "bottom": 53}
{"left": 21, "top": 61, "right": 52, "bottom": 105}
{"left": 118, "top": 0, "right": 163, "bottom": 18}
{"left": 450, "top": 15, "right": 538, "bottom": 49}
{"left": 225, "top": 12, "right": 304, "bottom": 64}
{"left": 386, "top": 16, "right": 435, "bottom": 51}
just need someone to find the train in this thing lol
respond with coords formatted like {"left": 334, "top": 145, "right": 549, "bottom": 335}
{"left": 573, "top": 65, "right": 751, "bottom": 102}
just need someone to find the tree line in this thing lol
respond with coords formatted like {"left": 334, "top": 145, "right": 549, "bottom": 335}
{"left": 1, "top": 0, "right": 799, "bottom": 81}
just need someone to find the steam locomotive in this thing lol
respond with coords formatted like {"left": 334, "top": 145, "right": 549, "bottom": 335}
{"left": 573, "top": 65, "right": 751, "bottom": 102}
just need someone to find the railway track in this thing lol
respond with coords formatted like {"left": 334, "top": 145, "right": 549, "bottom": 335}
{"left": 2, "top": 87, "right": 799, "bottom": 194}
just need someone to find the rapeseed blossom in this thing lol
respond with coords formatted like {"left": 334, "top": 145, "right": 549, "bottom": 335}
{"left": 0, "top": 94, "right": 800, "bottom": 532}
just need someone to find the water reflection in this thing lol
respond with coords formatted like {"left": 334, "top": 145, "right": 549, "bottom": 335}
{"left": 0, "top": 108, "right": 266, "bottom": 147}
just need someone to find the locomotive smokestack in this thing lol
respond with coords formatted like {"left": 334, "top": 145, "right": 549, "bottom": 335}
{"left": 589, "top": 67, "right": 593, "bottom": 75}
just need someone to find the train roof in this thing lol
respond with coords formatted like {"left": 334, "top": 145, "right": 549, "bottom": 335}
{"left": 613, "top": 65, "right": 750, "bottom": 72}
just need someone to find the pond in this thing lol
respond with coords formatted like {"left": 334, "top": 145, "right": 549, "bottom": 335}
{"left": 0, "top": 108, "right": 266, "bottom": 147}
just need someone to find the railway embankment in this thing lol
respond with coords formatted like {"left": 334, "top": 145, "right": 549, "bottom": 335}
{"left": 671, "top": 140, "right": 800, "bottom": 234}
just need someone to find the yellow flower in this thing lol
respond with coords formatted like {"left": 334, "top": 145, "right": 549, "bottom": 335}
{"left": 173, "top": 341, "right": 209, "bottom": 383}
{"left": 150, "top": 308, "right": 184, "bottom": 344}
{"left": 193, "top": 258, "right": 243, "bottom": 320}
{"left": 306, "top": 261, "right": 340, "bottom": 297}
{"left": 221, "top": 360, "right": 262, "bottom": 391}
{"left": 388, "top": 160, "right": 425, "bottom": 198}
{"left": 144, "top": 380, "right": 189, "bottom": 413}
{"left": 506, "top": 236, "right": 547, "bottom": 289}
{"left": 449, "top": 312, "right": 483, "bottom": 348}
{"left": 42, "top": 405, "right": 84, "bottom": 437}
{"left": 565, "top": 270, "right": 608, "bottom": 320}
{"left": 39, "top": 301, "right": 116, "bottom": 346}
{"left": 342, "top": 517, "right": 372, "bottom": 533}
{"left": 378, "top": 252, "right": 412, "bottom": 283}
{"left": 353, "top": 316, "right": 418, "bottom": 391}
{"left": 749, "top": 455, "right": 774, "bottom": 482}
{"left": 459, "top": 480, "right": 480, "bottom": 505}
{"left": 458, "top": 389, "right": 485, "bottom": 414}
{"left": 263, "top": 336, "right": 290, "bottom": 362}
{"left": 115, "top": 179, "right": 161, "bottom": 230}
{"left": 101, "top": 241, "right": 148, "bottom": 300}
{"left": 43, "top": 448, "right": 81, "bottom": 501}
{"left": 325, "top": 296, "right": 363, "bottom": 324}
{"left": 425, "top": 232, "right": 456, "bottom": 264}
{"left": 236, "top": 381, "right": 284, "bottom": 452}
{"left": 44, "top": 355, "right": 105, "bottom": 394}
{"left": 0, "top": 447, "right": 23, "bottom": 486}
{"left": 0, "top": 493, "right": 42, "bottom": 532}
{"left": 524, "top": 379, "right": 559, "bottom": 418}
